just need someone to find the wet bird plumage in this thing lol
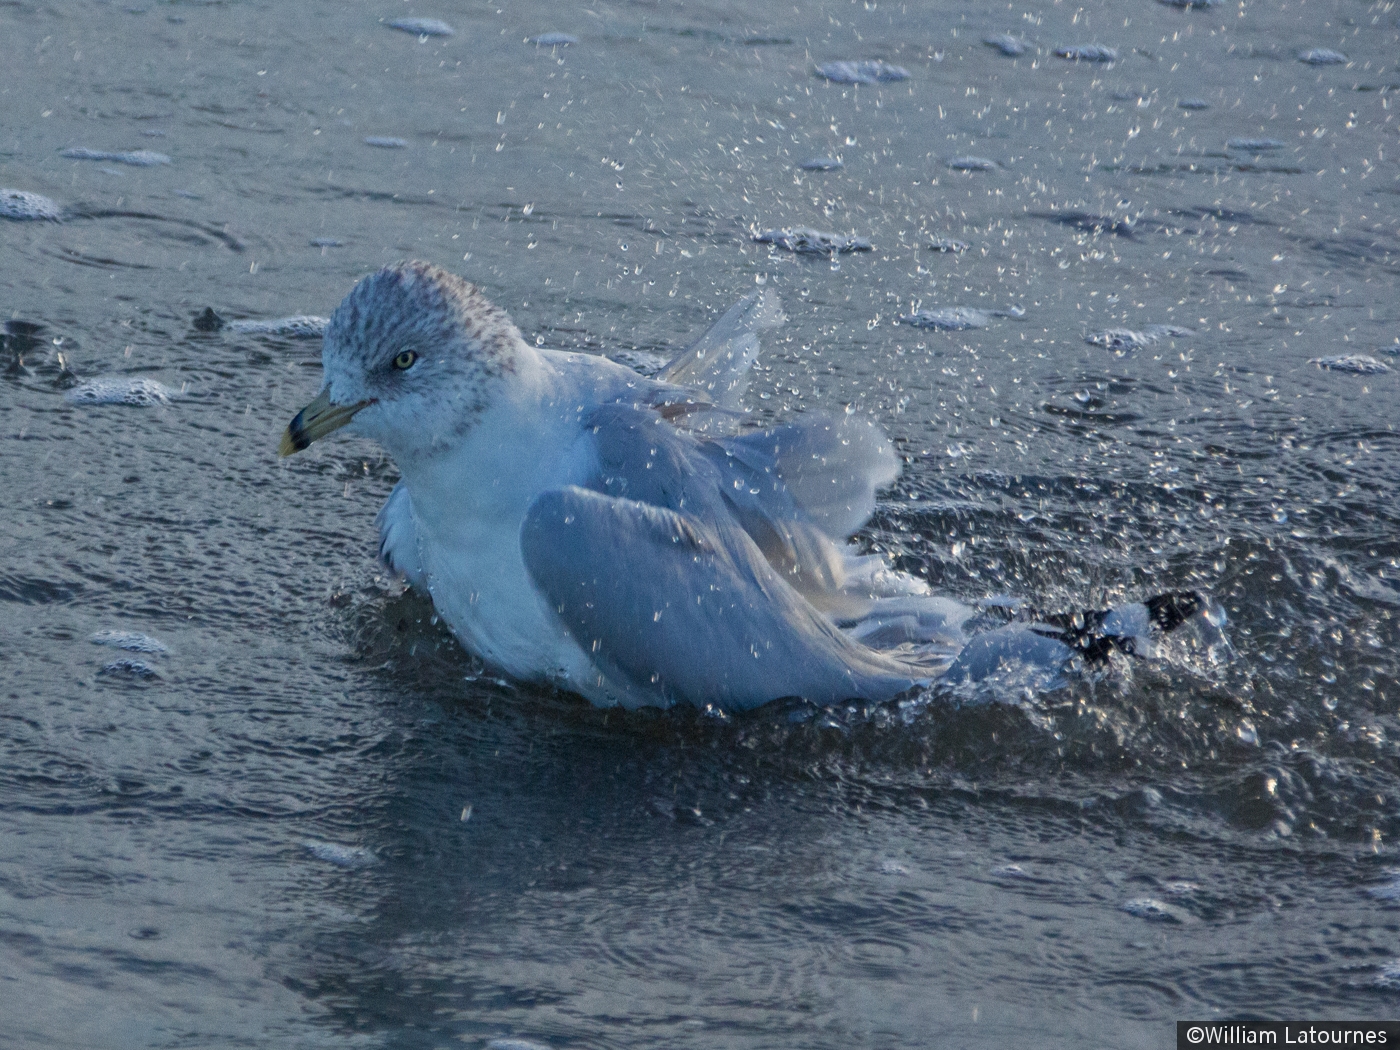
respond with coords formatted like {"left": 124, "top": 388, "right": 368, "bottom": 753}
{"left": 282, "top": 261, "right": 1204, "bottom": 709}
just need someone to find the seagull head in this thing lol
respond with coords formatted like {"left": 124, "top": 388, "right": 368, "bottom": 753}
{"left": 280, "top": 260, "right": 524, "bottom": 460}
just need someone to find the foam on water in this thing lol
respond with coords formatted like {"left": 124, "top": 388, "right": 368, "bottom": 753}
{"left": 1086, "top": 324, "right": 1194, "bottom": 350}
{"left": 64, "top": 378, "right": 172, "bottom": 406}
{"left": 98, "top": 658, "right": 159, "bottom": 679}
{"left": 983, "top": 34, "right": 1026, "bottom": 57}
{"left": 814, "top": 60, "right": 910, "bottom": 84}
{"left": 1055, "top": 45, "right": 1118, "bottom": 62}
{"left": 386, "top": 17, "right": 453, "bottom": 37}
{"left": 1298, "top": 48, "right": 1347, "bottom": 65}
{"left": 90, "top": 630, "right": 168, "bottom": 654}
{"left": 303, "top": 841, "right": 377, "bottom": 868}
{"left": 753, "top": 228, "right": 873, "bottom": 254}
{"left": 1120, "top": 898, "right": 1191, "bottom": 922}
{"left": 59, "top": 147, "right": 171, "bottom": 166}
{"left": 948, "top": 156, "right": 998, "bottom": 172}
{"left": 1310, "top": 354, "right": 1390, "bottom": 375}
{"left": 1, "top": 188, "right": 63, "bottom": 221}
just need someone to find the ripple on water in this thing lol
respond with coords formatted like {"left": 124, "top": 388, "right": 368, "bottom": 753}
{"left": 948, "top": 156, "right": 998, "bottom": 172}
{"left": 983, "top": 34, "right": 1026, "bottom": 57}
{"left": 364, "top": 136, "right": 408, "bottom": 149}
{"left": 529, "top": 32, "right": 577, "bottom": 46}
{"left": 65, "top": 378, "right": 171, "bottom": 406}
{"left": 59, "top": 147, "right": 171, "bottom": 166}
{"left": 1298, "top": 48, "right": 1347, "bottom": 65}
{"left": 1121, "top": 898, "right": 1192, "bottom": 923}
{"left": 1366, "top": 871, "right": 1400, "bottom": 902}
{"left": 800, "top": 156, "right": 844, "bottom": 171}
{"left": 900, "top": 306, "right": 1023, "bottom": 330}
{"left": 386, "top": 17, "right": 454, "bottom": 37}
{"left": 1227, "top": 138, "right": 1286, "bottom": 151}
{"left": 814, "top": 60, "right": 909, "bottom": 84}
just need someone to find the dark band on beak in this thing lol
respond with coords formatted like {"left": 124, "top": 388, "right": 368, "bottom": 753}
{"left": 283, "top": 407, "right": 315, "bottom": 454}
{"left": 279, "top": 389, "right": 372, "bottom": 457}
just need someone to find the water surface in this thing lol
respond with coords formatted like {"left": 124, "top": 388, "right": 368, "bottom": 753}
{"left": 3, "top": 0, "right": 1400, "bottom": 1046}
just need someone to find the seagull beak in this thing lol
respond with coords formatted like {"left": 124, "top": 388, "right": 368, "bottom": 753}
{"left": 279, "top": 388, "right": 371, "bottom": 456}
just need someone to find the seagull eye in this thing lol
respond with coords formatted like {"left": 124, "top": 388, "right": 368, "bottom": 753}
{"left": 392, "top": 350, "right": 418, "bottom": 370}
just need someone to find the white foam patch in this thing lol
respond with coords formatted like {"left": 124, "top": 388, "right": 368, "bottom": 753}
{"left": 227, "top": 316, "right": 328, "bottom": 338}
{"left": 90, "top": 630, "right": 168, "bottom": 654}
{"left": 1, "top": 188, "right": 63, "bottom": 221}
{"left": 60, "top": 147, "right": 171, "bottom": 166}
{"left": 1121, "top": 898, "right": 1191, "bottom": 922}
{"left": 303, "top": 841, "right": 376, "bottom": 868}
{"left": 387, "top": 17, "right": 453, "bottom": 36}
{"left": 1311, "top": 354, "right": 1390, "bottom": 376}
{"left": 65, "top": 378, "right": 171, "bottom": 406}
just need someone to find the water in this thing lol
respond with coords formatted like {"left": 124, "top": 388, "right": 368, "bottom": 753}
{"left": 2, "top": 0, "right": 1398, "bottom": 1045}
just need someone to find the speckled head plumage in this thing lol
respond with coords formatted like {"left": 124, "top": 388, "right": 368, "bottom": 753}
{"left": 299, "top": 260, "right": 526, "bottom": 459}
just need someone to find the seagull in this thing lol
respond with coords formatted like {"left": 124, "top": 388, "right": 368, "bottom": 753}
{"left": 281, "top": 261, "right": 1206, "bottom": 710}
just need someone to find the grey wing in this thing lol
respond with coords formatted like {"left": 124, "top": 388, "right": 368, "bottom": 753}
{"left": 519, "top": 486, "right": 925, "bottom": 709}
{"left": 711, "top": 410, "right": 899, "bottom": 541}
{"left": 376, "top": 480, "right": 427, "bottom": 591}
{"left": 656, "top": 289, "right": 785, "bottom": 410}
{"left": 583, "top": 402, "right": 973, "bottom": 644}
